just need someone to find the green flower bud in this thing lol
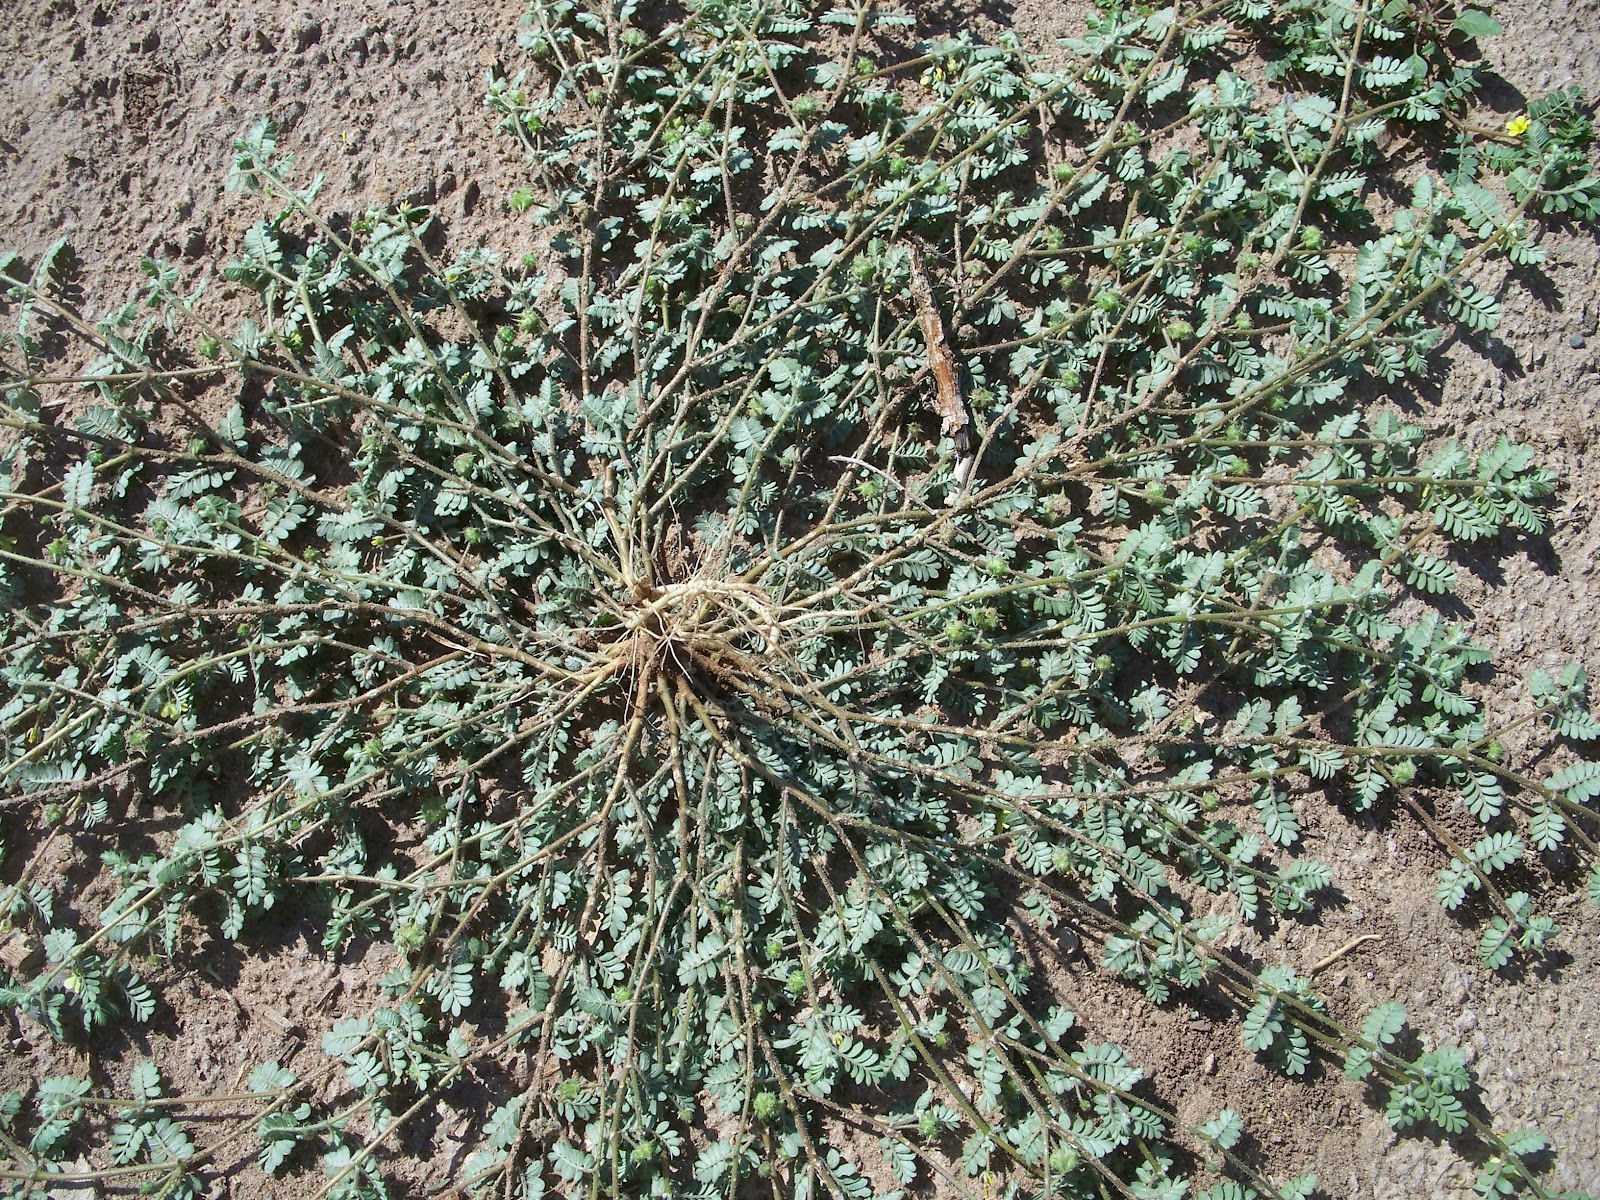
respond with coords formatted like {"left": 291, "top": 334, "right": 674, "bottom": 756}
{"left": 1048, "top": 1146, "right": 1080, "bottom": 1174}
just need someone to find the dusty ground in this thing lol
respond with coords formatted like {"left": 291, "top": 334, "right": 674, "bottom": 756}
{"left": 3, "top": 0, "right": 1599, "bottom": 1196}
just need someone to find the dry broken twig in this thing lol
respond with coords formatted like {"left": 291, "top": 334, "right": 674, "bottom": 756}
{"left": 908, "top": 242, "right": 975, "bottom": 494}
{"left": 1308, "top": 933, "right": 1381, "bottom": 975}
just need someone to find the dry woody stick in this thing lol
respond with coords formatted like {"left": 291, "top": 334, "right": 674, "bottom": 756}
{"left": 908, "top": 243, "right": 976, "bottom": 493}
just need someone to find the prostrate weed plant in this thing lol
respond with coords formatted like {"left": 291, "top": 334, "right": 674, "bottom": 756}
{"left": 2, "top": 0, "right": 1599, "bottom": 1196}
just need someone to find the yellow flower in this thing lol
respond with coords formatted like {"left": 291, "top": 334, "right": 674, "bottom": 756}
{"left": 1506, "top": 114, "right": 1530, "bottom": 137}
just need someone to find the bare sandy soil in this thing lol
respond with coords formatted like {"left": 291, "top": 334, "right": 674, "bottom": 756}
{"left": 2, "top": 0, "right": 1598, "bottom": 1196}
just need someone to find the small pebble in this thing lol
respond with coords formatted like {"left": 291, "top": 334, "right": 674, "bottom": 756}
{"left": 1572, "top": 333, "right": 1587, "bottom": 349}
